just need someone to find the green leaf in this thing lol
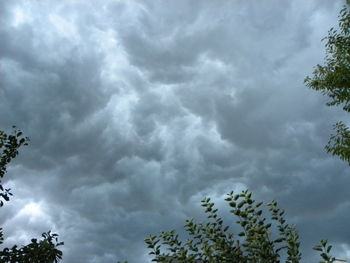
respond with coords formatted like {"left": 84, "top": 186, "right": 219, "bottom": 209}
{"left": 313, "top": 246, "right": 323, "bottom": 252}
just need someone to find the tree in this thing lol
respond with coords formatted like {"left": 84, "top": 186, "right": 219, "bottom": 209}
{"left": 304, "top": 5, "right": 350, "bottom": 165}
{"left": 138, "top": 190, "right": 336, "bottom": 263}
{"left": 0, "top": 127, "right": 63, "bottom": 263}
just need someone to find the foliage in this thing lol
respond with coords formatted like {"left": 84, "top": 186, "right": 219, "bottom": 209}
{"left": 135, "top": 190, "right": 336, "bottom": 263}
{"left": 0, "top": 127, "right": 29, "bottom": 207}
{"left": 304, "top": 5, "right": 350, "bottom": 164}
{"left": 0, "top": 127, "right": 63, "bottom": 263}
{"left": 0, "top": 231, "right": 63, "bottom": 263}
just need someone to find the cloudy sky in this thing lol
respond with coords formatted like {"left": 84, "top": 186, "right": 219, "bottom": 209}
{"left": 1, "top": 0, "right": 350, "bottom": 262}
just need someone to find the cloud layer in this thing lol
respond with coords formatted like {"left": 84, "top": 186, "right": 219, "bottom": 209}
{"left": 0, "top": 1, "right": 349, "bottom": 262}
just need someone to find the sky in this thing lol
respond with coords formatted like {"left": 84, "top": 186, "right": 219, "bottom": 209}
{"left": 0, "top": 0, "right": 349, "bottom": 262}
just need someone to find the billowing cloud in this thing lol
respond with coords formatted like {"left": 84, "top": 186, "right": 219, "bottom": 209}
{"left": 0, "top": 1, "right": 349, "bottom": 262}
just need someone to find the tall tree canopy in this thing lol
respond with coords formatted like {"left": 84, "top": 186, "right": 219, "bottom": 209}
{"left": 0, "top": 127, "right": 63, "bottom": 263}
{"left": 305, "top": 5, "right": 350, "bottom": 164}
{"left": 118, "top": 190, "right": 337, "bottom": 263}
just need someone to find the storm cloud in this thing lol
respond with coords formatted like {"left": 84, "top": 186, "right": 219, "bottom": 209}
{"left": 0, "top": 1, "right": 349, "bottom": 262}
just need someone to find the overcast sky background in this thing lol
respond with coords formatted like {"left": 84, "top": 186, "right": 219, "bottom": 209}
{"left": 1, "top": 0, "right": 350, "bottom": 262}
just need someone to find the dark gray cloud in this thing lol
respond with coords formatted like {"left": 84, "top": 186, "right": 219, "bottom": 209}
{"left": 0, "top": 0, "right": 349, "bottom": 262}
